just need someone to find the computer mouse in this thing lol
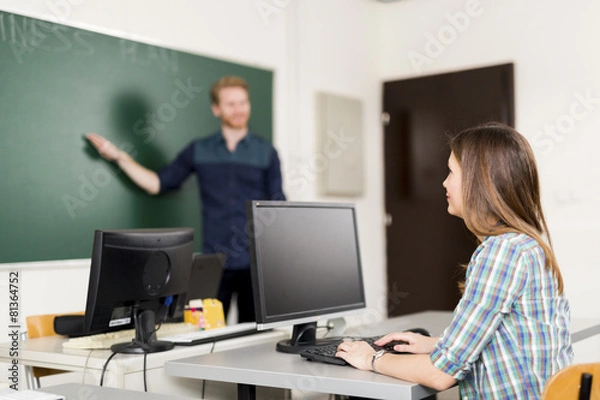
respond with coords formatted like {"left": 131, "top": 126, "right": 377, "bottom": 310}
{"left": 382, "top": 328, "right": 431, "bottom": 353}
{"left": 405, "top": 327, "right": 431, "bottom": 337}
{"left": 382, "top": 340, "right": 408, "bottom": 353}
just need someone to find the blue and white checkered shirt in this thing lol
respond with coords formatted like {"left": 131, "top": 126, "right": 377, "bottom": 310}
{"left": 431, "top": 232, "right": 573, "bottom": 400}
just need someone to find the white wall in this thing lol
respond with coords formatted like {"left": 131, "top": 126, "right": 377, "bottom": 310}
{"left": 375, "top": 0, "right": 600, "bottom": 322}
{"left": 282, "top": 1, "right": 387, "bottom": 325}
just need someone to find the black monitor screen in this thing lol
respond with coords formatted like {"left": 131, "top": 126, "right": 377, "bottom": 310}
{"left": 247, "top": 201, "right": 366, "bottom": 353}
{"left": 84, "top": 227, "right": 194, "bottom": 353}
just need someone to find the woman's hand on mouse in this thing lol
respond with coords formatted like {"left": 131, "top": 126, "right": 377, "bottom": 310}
{"left": 375, "top": 332, "right": 439, "bottom": 354}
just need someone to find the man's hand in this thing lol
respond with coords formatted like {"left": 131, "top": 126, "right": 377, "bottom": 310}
{"left": 86, "top": 133, "right": 122, "bottom": 162}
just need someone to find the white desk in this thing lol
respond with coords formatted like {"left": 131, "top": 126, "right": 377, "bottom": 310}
{"left": 40, "top": 383, "right": 196, "bottom": 400}
{"left": 165, "top": 311, "right": 600, "bottom": 400}
{"left": 0, "top": 329, "right": 287, "bottom": 398}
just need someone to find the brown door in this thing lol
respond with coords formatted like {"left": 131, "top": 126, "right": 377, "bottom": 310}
{"left": 384, "top": 63, "right": 515, "bottom": 317}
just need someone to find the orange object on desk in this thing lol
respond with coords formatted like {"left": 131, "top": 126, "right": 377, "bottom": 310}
{"left": 203, "top": 298, "right": 225, "bottom": 330}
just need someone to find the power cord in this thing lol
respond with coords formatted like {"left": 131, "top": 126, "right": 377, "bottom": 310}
{"left": 100, "top": 300, "right": 172, "bottom": 393}
{"left": 121, "top": 338, "right": 152, "bottom": 392}
{"left": 143, "top": 352, "right": 148, "bottom": 392}
{"left": 101, "top": 339, "right": 152, "bottom": 389}
{"left": 99, "top": 351, "right": 118, "bottom": 386}
{"left": 318, "top": 323, "right": 334, "bottom": 337}
{"left": 82, "top": 349, "right": 99, "bottom": 384}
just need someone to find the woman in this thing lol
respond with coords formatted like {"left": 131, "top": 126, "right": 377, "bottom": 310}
{"left": 336, "top": 122, "right": 573, "bottom": 399}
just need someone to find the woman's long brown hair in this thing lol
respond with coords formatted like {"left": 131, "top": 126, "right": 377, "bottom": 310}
{"left": 451, "top": 122, "right": 564, "bottom": 294}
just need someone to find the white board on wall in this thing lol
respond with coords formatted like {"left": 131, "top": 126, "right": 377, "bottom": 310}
{"left": 316, "top": 92, "right": 364, "bottom": 196}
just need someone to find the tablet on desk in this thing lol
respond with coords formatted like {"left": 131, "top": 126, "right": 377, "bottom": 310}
{"left": 185, "top": 253, "right": 226, "bottom": 303}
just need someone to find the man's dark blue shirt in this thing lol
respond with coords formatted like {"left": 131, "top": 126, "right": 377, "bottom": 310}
{"left": 157, "top": 132, "right": 285, "bottom": 270}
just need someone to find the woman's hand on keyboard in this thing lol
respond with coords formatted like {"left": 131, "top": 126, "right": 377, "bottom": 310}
{"left": 374, "top": 332, "right": 438, "bottom": 354}
{"left": 335, "top": 340, "right": 375, "bottom": 371}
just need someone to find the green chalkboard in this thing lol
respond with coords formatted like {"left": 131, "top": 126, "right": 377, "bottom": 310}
{"left": 0, "top": 12, "right": 273, "bottom": 263}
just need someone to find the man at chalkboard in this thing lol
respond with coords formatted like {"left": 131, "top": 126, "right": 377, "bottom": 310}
{"left": 86, "top": 76, "right": 285, "bottom": 323}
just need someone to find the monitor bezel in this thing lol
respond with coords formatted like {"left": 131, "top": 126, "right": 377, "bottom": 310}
{"left": 247, "top": 200, "right": 367, "bottom": 333}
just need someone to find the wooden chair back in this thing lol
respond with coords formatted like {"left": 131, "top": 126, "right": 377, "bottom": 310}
{"left": 542, "top": 363, "right": 600, "bottom": 400}
{"left": 25, "top": 312, "right": 84, "bottom": 382}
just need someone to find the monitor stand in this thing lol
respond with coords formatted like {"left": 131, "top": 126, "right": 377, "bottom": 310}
{"left": 111, "top": 308, "right": 174, "bottom": 354}
{"left": 276, "top": 321, "right": 341, "bottom": 354}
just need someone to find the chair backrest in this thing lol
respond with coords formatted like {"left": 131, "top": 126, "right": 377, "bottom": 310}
{"left": 25, "top": 312, "right": 84, "bottom": 382}
{"left": 26, "top": 312, "right": 85, "bottom": 339}
{"left": 26, "top": 314, "right": 60, "bottom": 339}
{"left": 542, "top": 363, "right": 600, "bottom": 400}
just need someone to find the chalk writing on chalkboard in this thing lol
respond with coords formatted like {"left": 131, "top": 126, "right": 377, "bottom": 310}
{"left": 0, "top": 13, "right": 94, "bottom": 63}
{"left": 119, "top": 40, "right": 179, "bottom": 73}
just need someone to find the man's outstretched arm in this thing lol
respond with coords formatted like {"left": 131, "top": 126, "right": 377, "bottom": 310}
{"left": 86, "top": 133, "right": 160, "bottom": 195}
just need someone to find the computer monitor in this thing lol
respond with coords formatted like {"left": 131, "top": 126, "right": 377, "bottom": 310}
{"left": 246, "top": 201, "right": 366, "bottom": 354}
{"left": 84, "top": 227, "right": 194, "bottom": 354}
{"left": 184, "top": 253, "right": 226, "bottom": 304}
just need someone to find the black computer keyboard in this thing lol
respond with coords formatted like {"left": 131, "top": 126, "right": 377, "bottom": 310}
{"left": 300, "top": 336, "right": 402, "bottom": 366}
